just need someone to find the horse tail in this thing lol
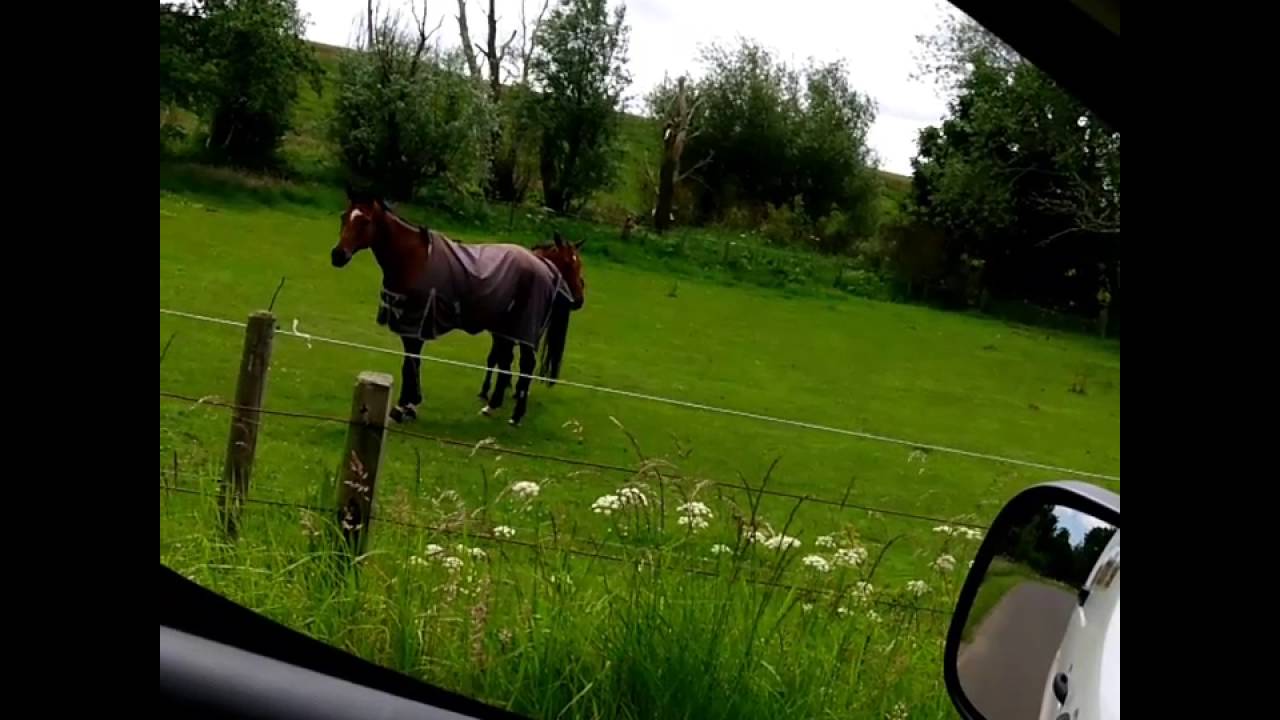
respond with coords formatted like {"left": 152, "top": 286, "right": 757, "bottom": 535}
{"left": 538, "top": 294, "right": 572, "bottom": 385}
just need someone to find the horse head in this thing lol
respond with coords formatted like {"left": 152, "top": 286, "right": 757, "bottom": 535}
{"left": 535, "top": 231, "right": 586, "bottom": 310}
{"left": 332, "top": 185, "right": 387, "bottom": 268}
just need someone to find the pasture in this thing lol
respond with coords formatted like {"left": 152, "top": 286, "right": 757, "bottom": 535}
{"left": 159, "top": 178, "right": 1119, "bottom": 719}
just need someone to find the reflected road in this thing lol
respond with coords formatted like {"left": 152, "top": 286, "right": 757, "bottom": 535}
{"left": 958, "top": 582, "right": 1075, "bottom": 720}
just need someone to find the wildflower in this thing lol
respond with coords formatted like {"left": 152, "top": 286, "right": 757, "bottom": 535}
{"left": 592, "top": 494, "right": 622, "bottom": 515}
{"left": 867, "top": 609, "right": 882, "bottom": 624}
{"left": 511, "top": 481, "right": 541, "bottom": 499}
{"left": 745, "top": 530, "right": 770, "bottom": 545}
{"left": 815, "top": 534, "right": 838, "bottom": 549}
{"left": 906, "top": 580, "right": 930, "bottom": 597}
{"left": 837, "top": 606, "right": 851, "bottom": 617}
{"left": 802, "top": 603, "right": 814, "bottom": 614}
{"left": 677, "top": 501, "right": 714, "bottom": 532}
{"left": 441, "top": 556, "right": 464, "bottom": 573}
{"left": 801, "top": 554, "right": 832, "bottom": 573}
{"left": 763, "top": 534, "right": 801, "bottom": 552}
{"left": 887, "top": 701, "right": 909, "bottom": 720}
{"left": 468, "top": 547, "right": 488, "bottom": 560}
{"left": 424, "top": 544, "right": 445, "bottom": 557}
{"left": 709, "top": 544, "right": 732, "bottom": 556}
{"left": 907, "top": 449, "right": 928, "bottom": 464}
{"left": 833, "top": 546, "right": 868, "bottom": 568}
{"left": 968, "top": 560, "right": 974, "bottom": 569}
{"left": 932, "top": 525, "right": 955, "bottom": 536}
{"left": 852, "top": 581, "right": 875, "bottom": 602}
{"left": 957, "top": 527, "right": 984, "bottom": 542}
{"left": 408, "top": 555, "right": 429, "bottom": 567}
{"left": 492, "top": 525, "right": 516, "bottom": 539}
{"left": 932, "top": 554, "right": 957, "bottom": 574}
{"left": 618, "top": 487, "right": 648, "bottom": 507}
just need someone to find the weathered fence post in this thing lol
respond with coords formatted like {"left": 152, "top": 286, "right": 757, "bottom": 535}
{"left": 336, "top": 371, "right": 393, "bottom": 557}
{"left": 220, "top": 311, "right": 275, "bottom": 537}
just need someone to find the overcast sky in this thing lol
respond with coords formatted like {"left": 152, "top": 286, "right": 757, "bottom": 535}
{"left": 296, "top": 0, "right": 962, "bottom": 175}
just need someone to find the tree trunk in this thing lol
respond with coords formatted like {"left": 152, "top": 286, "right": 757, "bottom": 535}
{"left": 457, "top": 0, "right": 481, "bottom": 80}
{"left": 655, "top": 150, "right": 677, "bottom": 233}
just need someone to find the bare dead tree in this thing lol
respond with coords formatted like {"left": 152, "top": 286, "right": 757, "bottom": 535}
{"left": 456, "top": 0, "right": 481, "bottom": 80}
{"left": 476, "top": 0, "right": 517, "bottom": 100}
{"left": 509, "top": 0, "right": 551, "bottom": 84}
{"left": 363, "top": 0, "right": 441, "bottom": 81}
{"left": 654, "top": 77, "right": 709, "bottom": 233}
{"left": 408, "top": 0, "right": 445, "bottom": 78}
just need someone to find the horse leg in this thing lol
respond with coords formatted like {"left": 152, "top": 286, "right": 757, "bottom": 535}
{"left": 391, "top": 336, "right": 424, "bottom": 423}
{"left": 481, "top": 338, "right": 515, "bottom": 415}
{"left": 511, "top": 343, "right": 537, "bottom": 426}
{"left": 478, "top": 335, "right": 500, "bottom": 402}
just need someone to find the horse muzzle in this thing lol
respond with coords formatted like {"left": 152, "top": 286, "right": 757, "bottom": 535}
{"left": 571, "top": 296, "right": 585, "bottom": 311}
{"left": 331, "top": 247, "right": 352, "bottom": 268}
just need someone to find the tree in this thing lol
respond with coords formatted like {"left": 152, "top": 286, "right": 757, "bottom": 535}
{"left": 659, "top": 41, "right": 879, "bottom": 251}
{"left": 160, "top": 4, "right": 209, "bottom": 118}
{"left": 648, "top": 76, "right": 710, "bottom": 233}
{"left": 197, "top": 0, "right": 321, "bottom": 168}
{"left": 529, "top": 0, "right": 631, "bottom": 214}
{"left": 911, "top": 18, "right": 1120, "bottom": 319}
{"left": 682, "top": 41, "right": 801, "bottom": 221}
{"left": 331, "top": 0, "right": 494, "bottom": 200}
{"left": 456, "top": 0, "right": 551, "bottom": 202}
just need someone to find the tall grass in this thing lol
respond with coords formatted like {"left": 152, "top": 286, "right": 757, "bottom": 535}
{"left": 160, "top": 427, "right": 973, "bottom": 720}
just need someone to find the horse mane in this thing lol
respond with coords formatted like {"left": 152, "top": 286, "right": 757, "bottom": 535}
{"left": 380, "top": 203, "right": 430, "bottom": 244}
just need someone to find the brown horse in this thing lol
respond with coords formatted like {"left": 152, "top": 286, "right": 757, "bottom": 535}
{"left": 331, "top": 189, "right": 586, "bottom": 426}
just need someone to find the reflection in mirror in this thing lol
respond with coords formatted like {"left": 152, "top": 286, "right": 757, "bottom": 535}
{"left": 957, "top": 503, "right": 1119, "bottom": 720}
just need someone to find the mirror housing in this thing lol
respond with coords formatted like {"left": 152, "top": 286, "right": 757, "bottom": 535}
{"left": 944, "top": 481, "right": 1120, "bottom": 720}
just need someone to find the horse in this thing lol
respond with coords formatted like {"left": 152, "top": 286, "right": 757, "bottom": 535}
{"left": 330, "top": 189, "right": 586, "bottom": 426}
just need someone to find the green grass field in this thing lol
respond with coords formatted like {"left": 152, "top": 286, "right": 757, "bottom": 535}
{"left": 159, "top": 164, "right": 1118, "bottom": 717}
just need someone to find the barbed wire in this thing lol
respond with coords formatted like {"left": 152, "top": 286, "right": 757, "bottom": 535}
{"left": 161, "top": 485, "right": 950, "bottom": 616}
{"left": 160, "top": 389, "right": 990, "bottom": 530}
{"left": 159, "top": 307, "right": 1120, "bottom": 483}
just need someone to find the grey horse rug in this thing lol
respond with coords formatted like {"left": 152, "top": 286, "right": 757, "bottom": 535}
{"left": 377, "top": 230, "right": 572, "bottom": 348}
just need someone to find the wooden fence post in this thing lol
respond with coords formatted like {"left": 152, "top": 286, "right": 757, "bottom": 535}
{"left": 220, "top": 311, "right": 275, "bottom": 538}
{"left": 336, "top": 371, "right": 393, "bottom": 557}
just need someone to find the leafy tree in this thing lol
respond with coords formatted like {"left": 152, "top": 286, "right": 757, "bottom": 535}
{"left": 530, "top": 0, "right": 631, "bottom": 213}
{"left": 197, "top": 0, "right": 322, "bottom": 167}
{"left": 911, "top": 18, "right": 1120, "bottom": 318}
{"left": 665, "top": 41, "right": 879, "bottom": 251}
{"left": 160, "top": 4, "right": 209, "bottom": 116}
{"left": 331, "top": 1, "right": 495, "bottom": 200}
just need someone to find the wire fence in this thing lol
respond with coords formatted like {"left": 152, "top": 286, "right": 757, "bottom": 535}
{"left": 159, "top": 389, "right": 990, "bottom": 530}
{"left": 160, "top": 484, "right": 951, "bottom": 617}
{"left": 159, "top": 307, "right": 1120, "bottom": 484}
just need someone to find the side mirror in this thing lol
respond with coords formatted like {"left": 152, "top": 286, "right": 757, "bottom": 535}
{"left": 945, "top": 482, "right": 1119, "bottom": 720}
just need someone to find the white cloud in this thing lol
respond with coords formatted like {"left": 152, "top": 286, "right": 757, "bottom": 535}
{"left": 296, "top": 0, "right": 961, "bottom": 174}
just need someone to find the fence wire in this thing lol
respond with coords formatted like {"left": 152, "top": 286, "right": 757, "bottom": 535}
{"left": 160, "top": 306, "right": 1120, "bottom": 483}
{"left": 160, "top": 389, "right": 989, "bottom": 530}
{"left": 161, "top": 485, "right": 950, "bottom": 616}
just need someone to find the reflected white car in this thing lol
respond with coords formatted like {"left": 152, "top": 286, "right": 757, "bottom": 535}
{"left": 1039, "top": 530, "right": 1120, "bottom": 720}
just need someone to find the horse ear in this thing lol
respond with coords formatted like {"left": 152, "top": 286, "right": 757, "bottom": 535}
{"left": 574, "top": 239, "right": 586, "bottom": 250}
{"left": 553, "top": 231, "right": 565, "bottom": 248}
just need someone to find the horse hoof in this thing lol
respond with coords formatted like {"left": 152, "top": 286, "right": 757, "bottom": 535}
{"left": 509, "top": 418, "right": 521, "bottom": 427}
{"left": 402, "top": 405, "right": 418, "bottom": 421}
{"left": 480, "top": 406, "right": 493, "bottom": 417}
{"left": 390, "top": 407, "right": 404, "bottom": 423}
